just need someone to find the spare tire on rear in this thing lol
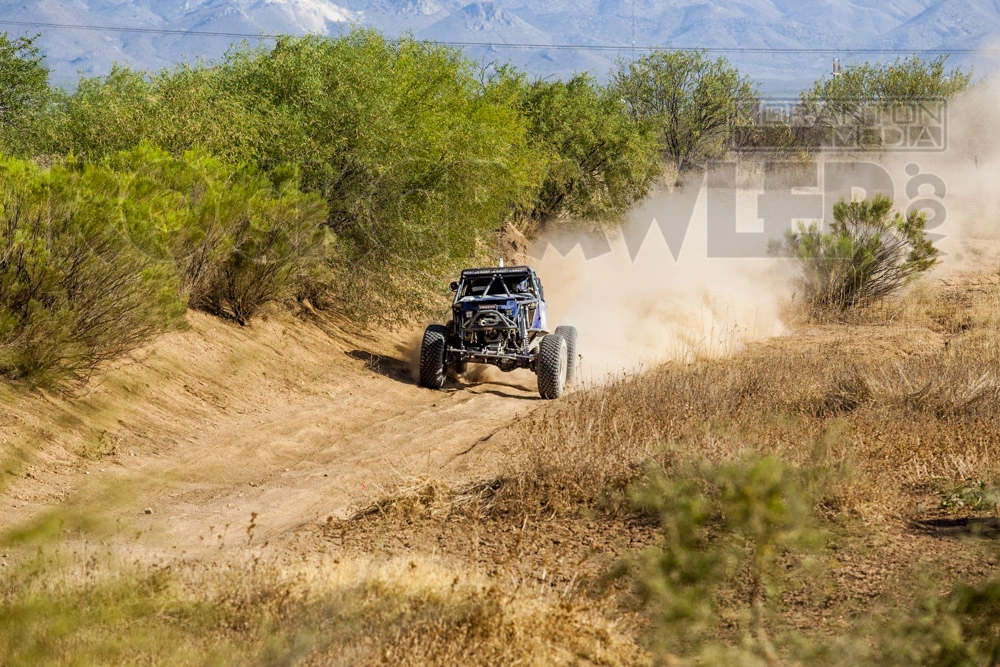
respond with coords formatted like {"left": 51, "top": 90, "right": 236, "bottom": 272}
{"left": 419, "top": 324, "right": 448, "bottom": 389}
{"left": 537, "top": 334, "right": 568, "bottom": 399}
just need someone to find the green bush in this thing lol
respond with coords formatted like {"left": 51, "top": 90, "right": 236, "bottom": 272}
{"left": 109, "top": 145, "right": 328, "bottom": 324}
{"left": 0, "top": 147, "right": 328, "bottom": 387}
{"left": 611, "top": 49, "right": 757, "bottom": 171}
{"left": 874, "top": 576, "right": 1000, "bottom": 665}
{"left": 633, "top": 457, "right": 817, "bottom": 663}
{"left": 0, "top": 155, "right": 186, "bottom": 387}
{"left": 515, "top": 73, "right": 660, "bottom": 223}
{"left": 774, "top": 194, "right": 938, "bottom": 311}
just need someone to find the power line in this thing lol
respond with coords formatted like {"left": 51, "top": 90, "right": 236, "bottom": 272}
{"left": 1, "top": 19, "right": 270, "bottom": 39}
{"left": 0, "top": 18, "right": 997, "bottom": 55}
{"left": 437, "top": 42, "right": 995, "bottom": 55}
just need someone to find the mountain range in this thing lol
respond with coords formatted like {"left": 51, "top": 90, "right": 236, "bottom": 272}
{"left": 4, "top": 0, "right": 998, "bottom": 93}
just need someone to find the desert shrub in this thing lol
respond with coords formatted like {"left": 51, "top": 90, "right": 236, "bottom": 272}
{"left": 201, "top": 198, "right": 325, "bottom": 324}
{"left": 634, "top": 457, "right": 818, "bottom": 663}
{"left": 109, "top": 145, "right": 328, "bottom": 323}
{"left": 0, "top": 155, "right": 186, "bottom": 387}
{"left": 775, "top": 194, "right": 937, "bottom": 311}
{"left": 513, "top": 73, "right": 660, "bottom": 222}
{"left": 873, "top": 576, "right": 1000, "bottom": 666}
{"left": 632, "top": 457, "right": 1000, "bottom": 666}
{"left": 0, "top": 147, "right": 327, "bottom": 386}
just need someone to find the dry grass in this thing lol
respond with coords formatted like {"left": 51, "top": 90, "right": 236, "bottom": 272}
{"left": 7, "top": 272, "right": 1000, "bottom": 665}
{"left": 0, "top": 552, "right": 646, "bottom": 666}
{"left": 333, "top": 272, "right": 1000, "bottom": 663}
{"left": 478, "top": 274, "right": 1000, "bottom": 523}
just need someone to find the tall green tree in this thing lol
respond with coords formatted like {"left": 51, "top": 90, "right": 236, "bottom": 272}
{"left": 611, "top": 50, "right": 757, "bottom": 171}
{"left": 798, "top": 55, "right": 972, "bottom": 149}
{"left": 519, "top": 74, "right": 660, "bottom": 223}
{"left": 0, "top": 33, "right": 51, "bottom": 153}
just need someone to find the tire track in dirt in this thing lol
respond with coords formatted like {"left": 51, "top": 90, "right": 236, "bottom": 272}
{"left": 0, "top": 310, "right": 545, "bottom": 563}
{"left": 124, "top": 375, "right": 541, "bottom": 559}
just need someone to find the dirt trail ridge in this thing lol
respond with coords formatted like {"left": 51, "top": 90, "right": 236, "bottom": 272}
{"left": 0, "top": 309, "right": 543, "bottom": 562}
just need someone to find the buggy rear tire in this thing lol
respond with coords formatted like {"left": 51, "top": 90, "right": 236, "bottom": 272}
{"left": 537, "top": 334, "right": 568, "bottom": 399}
{"left": 419, "top": 324, "right": 448, "bottom": 389}
{"left": 554, "top": 325, "right": 578, "bottom": 385}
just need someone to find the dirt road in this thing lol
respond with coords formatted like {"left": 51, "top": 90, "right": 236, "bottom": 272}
{"left": 10, "top": 245, "right": 990, "bottom": 565}
{"left": 0, "top": 309, "right": 543, "bottom": 561}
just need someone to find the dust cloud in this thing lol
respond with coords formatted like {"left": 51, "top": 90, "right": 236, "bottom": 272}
{"left": 896, "top": 80, "right": 1000, "bottom": 276}
{"left": 531, "top": 77, "right": 1000, "bottom": 378}
{"left": 532, "top": 188, "right": 793, "bottom": 379}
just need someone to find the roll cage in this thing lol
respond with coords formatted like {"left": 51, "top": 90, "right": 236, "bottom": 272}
{"left": 446, "top": 266, "right": 547, "bottom": 371}
{"left": 451, "top": 266, "right": 544, "bottom": 303}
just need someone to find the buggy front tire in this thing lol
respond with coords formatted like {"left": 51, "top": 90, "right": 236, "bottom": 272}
{"left": 554, "top": 325, "right": 578, "bottom": 385}
{"left": 419, "top": 324, "right": 448, "bottom": 389}
{"left": 537, "top": 334, "right": 568, "bottom": 399}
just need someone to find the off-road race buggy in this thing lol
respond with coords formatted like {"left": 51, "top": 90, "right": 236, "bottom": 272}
{"left": 418, "top": 265, "right": 578, "bottom": 399}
